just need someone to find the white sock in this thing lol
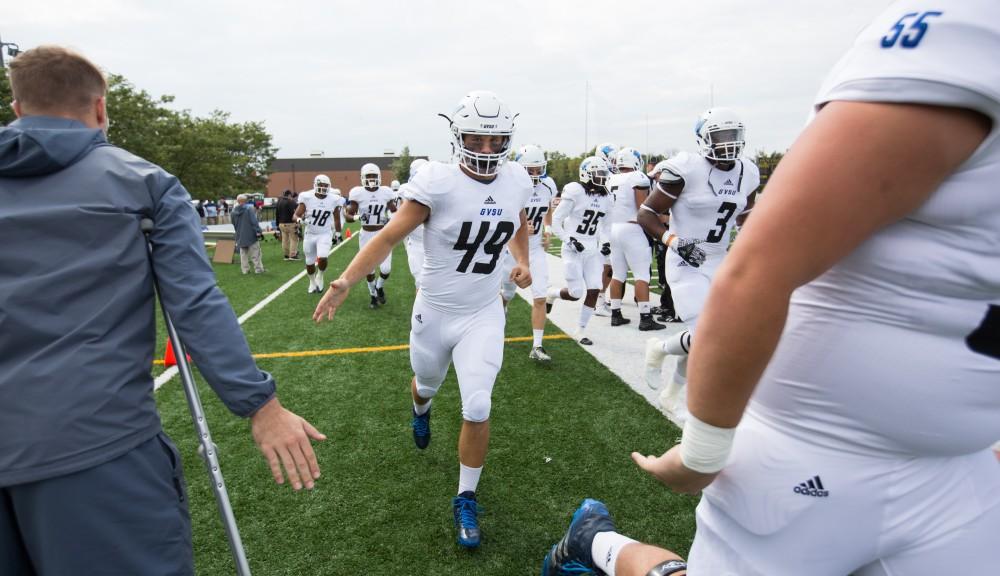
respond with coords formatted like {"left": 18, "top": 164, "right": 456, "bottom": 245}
{"left": 639, "top": 301, "right": 651, "bottom": 314}
{"left": 458, "top": 463, "right": 483, "bottom": 495}
{"left": 601, "top": 293, "right": 610, "bottom": 306}
{"left": 610, "top": 299, "right": 622, "bottom": 311}
{"left": 579, "top": 305, "right": 595, "bottom": 330}
{"left": 367, "top": 280, "right": 378, "bottom": 296}
{"left": 532, "top": 329, "right": 544, "bottom": 348}
{"left": 664, "top": 331, "right": 691, "bottom": 356}
{"left": 592, "top": 531, "right": 639, "bottom": 576}
{"left": 547, "top": 286, "right": 562, "bottom": 301}
{"left": 307, "top": 271, "right": 317, "bottom": 289}
{"left": 316, "top": 269, "right": 324, "bottom": 288}
{"left": 414, "top": 399, "right": 431, "bottom": 416}
{"left": 376, "top": 276, "right": 385, "bottom": 289}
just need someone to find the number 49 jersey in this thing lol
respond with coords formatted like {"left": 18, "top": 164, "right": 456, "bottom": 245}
{"left": 402, "top": 160, "right": 533, "bottom": 313}
{"left": 297, "top": 191, "right": 345, "bottom": 236}
{"left": 663, "top": 151, "right": 760, "bottom": 258}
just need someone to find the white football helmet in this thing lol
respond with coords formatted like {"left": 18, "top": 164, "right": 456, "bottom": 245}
{"left": 361, "top": 163, "right": 381, "bottom": 189}
{"left": 578, "top": 156, "right": 611, "bottom": 190}
{"left": 514, "top": 144, "right": 547, "bottom": 185}
{"left": 442, "top": 90, "right": 516, "bottom": 177}
{"left": 390, "top": 179, "right": 400, "bottom": 191}
{"left": 595, "top": 142, "right": 619, "bottom": 173}
{"left": 314, "top": 174, "right": 331, "bottom": 196}
{"left": 614, "top": 147, "right": 643, "bottom": 172}
{"left": 695, "top": 108, "right": 745, "bottom": 161}
{"left": 408, "top": 158, "right": 428, "bottom": 180}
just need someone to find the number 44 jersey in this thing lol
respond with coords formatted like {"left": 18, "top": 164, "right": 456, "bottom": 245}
{"left": 402, "top": 160, "right": 533, "bottom": 313}
{"left": 663, "top": 151, "right": 760, "bottom": 259}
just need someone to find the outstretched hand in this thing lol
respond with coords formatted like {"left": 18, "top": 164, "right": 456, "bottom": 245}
{"left": 313, "top": 279, "right": 350, "bottom": 323}
{"left": 251, "top": 397, "right": 327, "bottom": 491}
{"left": 631, "top": 445, "right": 718, "bottom": 495}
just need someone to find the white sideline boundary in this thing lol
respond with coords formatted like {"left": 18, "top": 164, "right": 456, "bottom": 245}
{"left": 513, "top": 251, "right": 687, "bottom": 427}
{"left": 153, "top": 234, "right": 357, "bottom": 390}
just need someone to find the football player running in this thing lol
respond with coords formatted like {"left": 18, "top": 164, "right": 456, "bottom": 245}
{"left": 313, "top": 91, "right": 533, "bottom": 549}
{"left": 545, "top": 2, "right": 1000, "bottom": 574}
{"left": 638, "top": 108, "right": 760, "bottom": 420}
{"left": 346, "top": 163, "right": 398, "bottom": 308}
{"left": 607, "top": 146, "right": 664, "bottom": 332}
{"left": 513, "top": 144, "right": 557, "bottom": 362}
{"left": 546, "top": 156, "right": 613, "bottom": 346}
{"left": 294, "top": 174, "right": 344, "bottom": 294}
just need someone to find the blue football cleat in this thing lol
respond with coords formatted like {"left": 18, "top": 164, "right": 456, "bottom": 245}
{"left": 541, "top": 499, "right": 616, "bottom": 575}
{"left": 411, "top": 407, "right": 431, "bottom": 449}
{"left": 453, "top": 491, "right": 481, "bottom": 548}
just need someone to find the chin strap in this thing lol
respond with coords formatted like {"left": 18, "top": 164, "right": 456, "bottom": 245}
{"left": 646, "top": 559, "right": 687, "bottom": 576}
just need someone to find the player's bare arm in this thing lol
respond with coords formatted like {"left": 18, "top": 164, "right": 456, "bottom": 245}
{"left": 507, "top": 210, "right": 532, "bottom": 289}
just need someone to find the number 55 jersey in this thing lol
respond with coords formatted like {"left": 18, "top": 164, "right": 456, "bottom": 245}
{"left": 402, "top": 160, "right": 533, "bottom": 313}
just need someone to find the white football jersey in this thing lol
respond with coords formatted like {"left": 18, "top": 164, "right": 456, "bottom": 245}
{"left": 348, "top": 186, "right": 395, "bottom": 226}
{"left": 607, "top": 170, "right": 651, "bottom": 225}
{"left": 524, "top": 176, "right": 557, "bottom": 249}
{"left": 402, "top": 161, "right": 533, "bottom": 313}
{"left": 552, "top": 182, "right": 613, "bottom": 250}
{"left": 297, "top": 190, "right": 344, "bottom": 236}
{"left": 662, "top": 151, "right": 760, "bottom": 257}
{"left": 753, "top": 0, "right": 1000, "bottom": 455}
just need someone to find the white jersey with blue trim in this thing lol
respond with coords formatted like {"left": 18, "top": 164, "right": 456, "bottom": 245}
{"left": 297, "top": 190, "right": 344, "bottom": 236}
{"left": 663, "top": 151, "right": 759, "bottom": 257}
{"left": 552, "top": 182, "right": 612, "bottom": 250}
{"left": 607, "top": 170, "right": 651, "bottom": 225}
{"left": 402, "top": 161, "right": 533, "bottom": 314}
{"left": 524, "top": 176, "right": 557, "bottom": 249}
{"left": 752, "top": 0, "right": 1000, "bottom": 456}
{"left": 348, "top": 185, "right": 395, "bottom": 226}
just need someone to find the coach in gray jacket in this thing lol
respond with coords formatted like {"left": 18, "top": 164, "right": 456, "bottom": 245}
{"left": 232, "top": 193, "right": 266, "bottom": 274}
{"left": 0, "top": 46, "right": 325, "bottom": 575}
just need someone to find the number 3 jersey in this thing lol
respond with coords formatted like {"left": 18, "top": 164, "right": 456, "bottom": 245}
{"left": 402, "top": 160, "right": 533, "bottom": 313}
{"left": 348, "top": 185, "right": 395, "bottom": 226}
{"left": 297, "top": 190, "right": 345, "bottom": 236}
{"left": 661, "top": 151, "right": 760, "bottom": 258}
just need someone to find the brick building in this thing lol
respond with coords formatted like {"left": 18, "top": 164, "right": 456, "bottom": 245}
{"left": 266, "top": 155, "right": 427, "bottom": 197}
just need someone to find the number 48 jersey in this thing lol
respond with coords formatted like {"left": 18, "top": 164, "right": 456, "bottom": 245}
{"left": 401, "top": 161, "right": 533, "bottom": 313}
{"left": 662, "top": 151, "right": 760, "bottom": 257}
{"left": 297, "top": 190, "right": 345, "bottom": 236}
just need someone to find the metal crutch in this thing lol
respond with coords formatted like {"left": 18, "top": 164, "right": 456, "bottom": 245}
{"left": 140, "top": 218, "right": 252, "bottom": 576}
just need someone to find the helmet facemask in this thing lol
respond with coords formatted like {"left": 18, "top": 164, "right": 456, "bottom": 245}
{"left": 703, "top": 127, "right": 745, "bottom": 161}
{"left": 454, "top": 130, "right": 513, "bottom": 177}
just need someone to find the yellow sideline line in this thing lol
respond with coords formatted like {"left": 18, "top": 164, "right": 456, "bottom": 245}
{"left": 153, "top": 334, "right": 571, "bottom": 365}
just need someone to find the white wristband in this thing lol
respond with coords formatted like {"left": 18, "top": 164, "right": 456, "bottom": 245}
{"left": 680, "top": 413, "right": 736, "bottom": 474}
{"left": 660, "top": 230, "right": 673, "bottom": 247}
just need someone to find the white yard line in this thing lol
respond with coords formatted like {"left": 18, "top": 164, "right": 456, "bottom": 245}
{"left": 513, "top": 252, "right": 686, "bottom": 427}
{"left": 154, "top": 235, "right": 357, "bottom": 390}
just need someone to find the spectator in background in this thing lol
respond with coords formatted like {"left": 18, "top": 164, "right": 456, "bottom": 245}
{"left": 195, "top": 199, "right": 206, "bottom": 225}
{"left": 204, "top": 199, "right": 218, "bottom": 225}
{"left": 217, "top": 197, "right": 229, "bottom": 223}
{"left": 276, "top": 190, "right": 299, "bottom": 261}
{"left": 231, "top": 194, "right": 265, "bottom": 274}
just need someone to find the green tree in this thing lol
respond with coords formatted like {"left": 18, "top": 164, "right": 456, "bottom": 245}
{"left": 390, "top": 145, "right": 413, "bottom": 183}
{"left": 753, "top": 149, "right": 785, "bottom": 188}
{"left": 1, "top": 70, "right": 16, "bottom": 126}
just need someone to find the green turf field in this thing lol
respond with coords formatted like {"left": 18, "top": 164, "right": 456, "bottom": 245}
{"left": 154, "top": 228, "right": 697, "bottom": 575}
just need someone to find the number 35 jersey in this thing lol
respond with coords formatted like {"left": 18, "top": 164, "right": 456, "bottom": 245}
{"left": 297, "top": 190, "right": 345, "bottom": 236}
{"left": 402, "top": 161, "right": 533, "bottom": 313}
{"left": 663, "top": 151, "right": 760, "bottom": 258}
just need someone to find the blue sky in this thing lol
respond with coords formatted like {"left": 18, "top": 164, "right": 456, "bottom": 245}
{"left": 9, "top": 0, "right": 889, "bottom": 160}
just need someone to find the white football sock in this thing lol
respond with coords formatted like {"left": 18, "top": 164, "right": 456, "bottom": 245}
{"left": 664, "top": 331, "right": 691, "bottom": 356}
{"left": 316, "top": 269, "right": 324, "bottom": 289}
{"left": 532, "top": 329, "right": 544, "bottom": 348}
{"left": 458, "top": 463, "right": 482, "bottom": 495}
{"left": 367, "top": 280, "right": 377, "bottom": 296}
{"left": 413, "top": 398, "right": 431, "bottom": 416}
{"left": 579, "top": 305, "right": 595, "bottom": 330}
{"left": 639, "top": 302, "right": 651, "bottom": 314}
{"left": 592, "top": 531, "right": 639, "bottom": 576}
{"left": 611, "top": 299, "right": 622, "bottom": 311}
{"left": 376, "top": 276, "right": 385, "bottom": 289}
{"left": 547, "top": 286, "right": 562, "bottom": 301}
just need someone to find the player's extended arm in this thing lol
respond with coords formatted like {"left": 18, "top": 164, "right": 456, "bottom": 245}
{"left": 344, "top": 201, "right": 359, "bottom": 222}
{"left": 333, "top": 207, "right": 342, "bottom": 234}
{"left": 509, "top": 210, "right": 530, "bottom": 267}
{"left": 313, "top": 200, "right": 429, "bottom": 322}
{"left": 550, "top": 194, "right": 574, "bottom": 242}
{"left": 636, "top": 180, "right": 679, "bottom": 241}
{"left": 633, "top": 101, "right": 990, "bottom": 493}
{"left": 294, "top": 203, "right": 305, "bottom": 223}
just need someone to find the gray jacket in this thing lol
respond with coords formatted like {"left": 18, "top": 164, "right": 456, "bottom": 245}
{"left": 230, "top": 203, "right": 261, "bottom": 247}
{"left": 0, "top": 116, "right": 275, "bottom": 487}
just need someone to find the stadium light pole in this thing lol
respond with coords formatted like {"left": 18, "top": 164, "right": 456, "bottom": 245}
{"left": 0, "top": 33, "right": 21, "bottom": 69}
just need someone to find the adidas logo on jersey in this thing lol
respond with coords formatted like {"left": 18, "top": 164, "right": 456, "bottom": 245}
{"left": 793, "top": 476, "right": 829, "bottom": 498}
{"left": 724, "top": 179, "right": 734, "bottom": 186}
{"left": 415, "top": 314, "right": 423, "bottom": 324}
{"left": 484, "top": 196, "right": 496, "bottom": 205}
